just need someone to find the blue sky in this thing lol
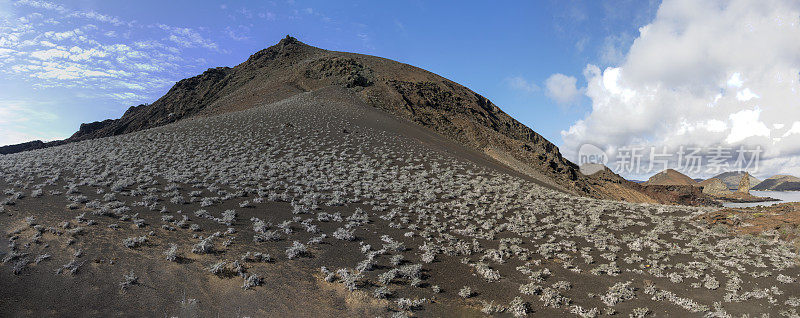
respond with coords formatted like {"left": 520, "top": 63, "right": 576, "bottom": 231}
{"left": 0, "top": 0, "right": 657, "bottom": 147}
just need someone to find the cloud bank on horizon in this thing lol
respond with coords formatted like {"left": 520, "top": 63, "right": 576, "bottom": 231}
{"left": 559, "top": 0, "right": 800, "bottom": 179}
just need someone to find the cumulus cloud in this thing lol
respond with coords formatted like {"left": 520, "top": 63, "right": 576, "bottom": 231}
{"left": 545, "top": 73, "right": 581, "bottom": 105}
{"left": 561, "top": 0, "right": 800, "bottom": 178}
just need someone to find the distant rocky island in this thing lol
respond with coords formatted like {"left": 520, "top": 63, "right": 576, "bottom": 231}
{"left": 752, "top": 175, "right": 800, "bottom": 191}
{"left": 640, "top": 169, "right": 798, "bottom": 203}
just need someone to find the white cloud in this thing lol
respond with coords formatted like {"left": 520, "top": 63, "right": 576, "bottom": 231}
{"left": 119, "top": 82, "right": 146, "bottom": 90}
{"left": 225, "top": 26, "right": 250, "bottom": 41}
{"left": 0, "top": 0, "right": 15, "bottom": 19}
{"left": 69, "top": 11, "right": 123, "bottom": 26}
{"left": 43, "top": 28, "right": 82, "bottom": 41}
{"left": 0, "top": 48, "right": 16, "bottom": 58}
{"left": 16, "top": 0, "right": 124, "bottom": 26}
{"left": 727, "top": 72, "right": 743, "bottom": 87}
{"left": 105, "top": 92, "right": 144, "bottom": 102}
{"left": 68, "top": 47, "right": 108, "bottom": 61}
{"left": 24, "top": 60, "right": 114, "bottom": 80}
{"left": 158, "top": 24, "right": 219, "bottom": 50}
{"left": 132, "top": 63, "right": 162, "bottom": 72}
{"left": 575, "top": 37, "right": 588, "bottom": 53}
{"left": 783, "top": 122, "right": 800, "bottom": 137}
{"left": 15, "top": 0, "right": 67, "bottom": 14}
{"left": 0, "top": 1, "right": 220, "bottom": 96}
{"left": 506, "top": 76, "right": 540, "bottom": 93}
{"left": 735, "top": 88, "right": 759, "bottom": 101}
{"left": 703, "top": 119, "right": 728, "bottom": 133}
{"left": 30, "top": 48, "right": 70, "bottom": 60}
{"left": 726, "top": 107, "right": 770, "bottom": 143}
{"left": 599, "top": 33, "right": 633, "bottom": 65}
{"left": 561, "top": 0, "right": 800, "bottom": 178}
{"left": 545, "top": 73, "right": 581, "bottom": 105}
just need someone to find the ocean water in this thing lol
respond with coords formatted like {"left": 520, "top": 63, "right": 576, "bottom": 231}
{"left": 722, "top": 190, "right": 800, "bottom": 208}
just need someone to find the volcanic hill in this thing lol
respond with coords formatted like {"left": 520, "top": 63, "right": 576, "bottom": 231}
{"left": 1, "top": 36, "right": 692, "bottom": 205}
{"left": 644, "top": 169, "right": 699, "bottom": 187}
{"left": 2, "top": 37, "right": 796, "bottom": 317}
{"left": 752, "top": 175, "right": 800, "bottom": 191}
{"left": 0, "top": 36, "right": 588, "bottom": 195}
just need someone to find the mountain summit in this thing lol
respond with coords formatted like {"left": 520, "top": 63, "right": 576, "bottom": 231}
{"left": 1, "top": 36, "right": 594, "bottom": 195}
{"left": 0, "top": 36, "right": 700, "bottom": 203}
{"left": 645, "top": 169, "right": 699, "bottom": 186}
{"left": 2, "top": 36, "right": 794, "bottom": 317}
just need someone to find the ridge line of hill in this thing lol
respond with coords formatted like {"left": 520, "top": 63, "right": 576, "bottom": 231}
{"left": 0, "top": 35, "right": 702, "bottom": 203}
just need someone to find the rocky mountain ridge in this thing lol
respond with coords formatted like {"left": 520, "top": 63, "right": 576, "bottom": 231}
{"left": 1, "top": 36, "right": 597, "bottom": 197}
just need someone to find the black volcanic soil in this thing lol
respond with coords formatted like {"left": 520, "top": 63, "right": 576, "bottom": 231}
{"left": 1, "top": 87, "right": 799, "bottom": 317}
{"left": 0, "top": 87, "right": 562, "bottom": 317}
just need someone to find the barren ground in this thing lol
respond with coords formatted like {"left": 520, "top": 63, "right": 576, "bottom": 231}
{"left": 2, "top": 87, "right": 799, "bottom": 317}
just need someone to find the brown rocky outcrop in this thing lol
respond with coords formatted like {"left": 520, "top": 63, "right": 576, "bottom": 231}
{"left": 645, "top": 169, "right": 699, "bottom": 186}
{"left": 699, "top": 178, "right": 732, "bottom": 196}
{"left": 738, "top": 173, "right": 752, "bottom": 194}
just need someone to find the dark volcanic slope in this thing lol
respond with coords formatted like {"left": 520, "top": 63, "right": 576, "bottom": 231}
{"left": 0, "top": 36, "right": 589, "bottom": 197}
{"left": 2, "top": 87, "right": 799, "bottom": 317}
